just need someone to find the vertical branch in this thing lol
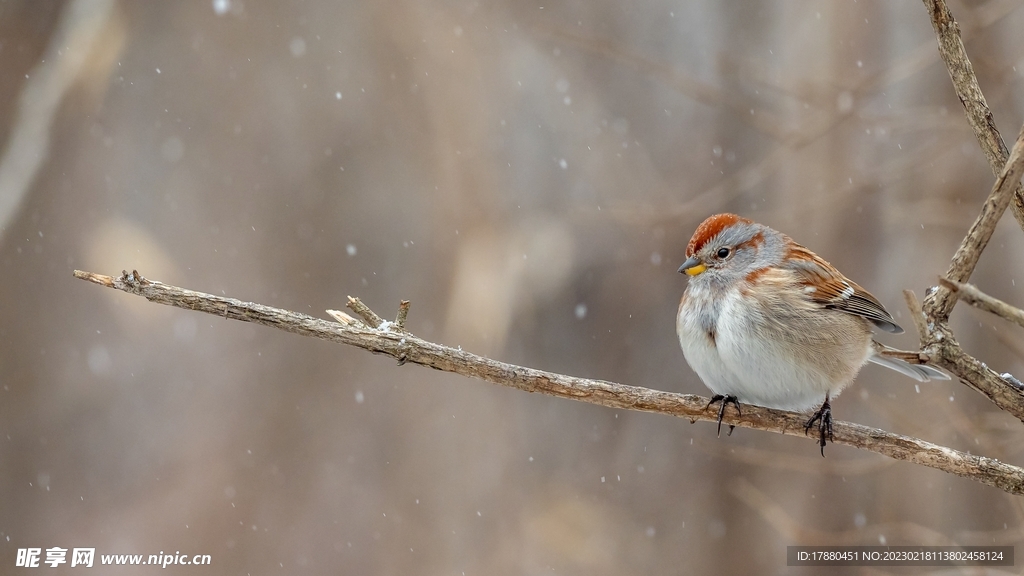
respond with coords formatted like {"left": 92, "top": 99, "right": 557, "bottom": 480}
{"left": 0, "top": 0, "right": 117, "bottom": 239}
{"left": 395, "top": 300, "right": 411, "bottom": 330}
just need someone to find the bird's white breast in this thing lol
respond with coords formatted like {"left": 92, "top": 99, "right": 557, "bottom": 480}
{"left": 678, "top": 281, "right": 870, "bottom": 411}
{"left": 676, "top": 283, "right": 741, "bottom": 399}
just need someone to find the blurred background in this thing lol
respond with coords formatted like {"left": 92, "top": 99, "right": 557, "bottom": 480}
{"left": 1, "top": 0, "right": 1023, "bottom": 573}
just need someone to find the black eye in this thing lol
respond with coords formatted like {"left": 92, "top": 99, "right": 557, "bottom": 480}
{"left": 716, "top": 247, "right": 731, "bottom": 259}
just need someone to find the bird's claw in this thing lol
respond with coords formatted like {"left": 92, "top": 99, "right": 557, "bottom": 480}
{"left": 706, "top": 394, "right": 741, "bottom": 437}
{"left": 804, "top": 398, "right": 834, "bottom": 457}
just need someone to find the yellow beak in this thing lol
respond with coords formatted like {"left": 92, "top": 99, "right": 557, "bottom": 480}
{"left": 678, "top": 256, "right": 706, "bottom": 276}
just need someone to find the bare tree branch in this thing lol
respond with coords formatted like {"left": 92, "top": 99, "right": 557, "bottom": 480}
{"left": 873, "top": 343, "right": 932, "bottom": 366}
{"left": 939, "top": 277, "right": 1024, "bottom": 330}
{"left": 73, "top": 269, "right": 1024, "bottom": 496}
{"left": 898, "top": 120, "right": 1024, "bottom": 421}
{"left": 345, "top": 296, "right": 385, "bottom": 328}
{"left": 896, "top": 288, "right": 1022, "bottom": 420}
{"left": 929, "top": 319, "right": 1024, "bottom": 401}
{"left": 907, "top": 302, "right": 1024, "bottom": 422}
{"left": 921, "top": 0, "right": 1024, "bottom": 231}
{"left": 395, "top": 299, "right": 411, "bottom": 330}
{"left": 883, "top": 0, "right": 1024, "bottom": 442}
{"left": 903, "top": 289, "right": 930, "bottom": 342}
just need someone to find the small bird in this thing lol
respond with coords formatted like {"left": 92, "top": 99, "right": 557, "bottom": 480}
{"left": 676, "top": 213, "right": 948, "bottom": 454}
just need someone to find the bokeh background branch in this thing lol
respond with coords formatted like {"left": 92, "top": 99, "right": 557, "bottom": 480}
{"left": 0, "top": 0, "right": 114, "bottom": 239}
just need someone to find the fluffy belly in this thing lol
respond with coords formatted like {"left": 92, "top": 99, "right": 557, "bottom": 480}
{"left": 679, "top": 329, "right": 832, "bottom": 411}
{"left": 678, "top": 286, "right": 873, "bottom": 412}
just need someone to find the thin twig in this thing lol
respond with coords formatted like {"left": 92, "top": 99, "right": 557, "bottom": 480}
{"left": 873, "top": 343, "right": 931, "bottom": 366}
{"left": 325, "top": 309, "right": 360, "bottom": 326}
{"left": 903, "top": 289, "right": 930, "bottom": 342}
{"left": 346, "top": 296, "right": 384, "bottom": 328}
{"left": 395, "top": 300, "right": 410, "bottom": 331}
{"left": 921, "top": 0, "right": 1024, "bottom": 231}
{"left": 73, "top": 269, "right": 1024, "bottom": 496}
{"left": 939, "top": 277, "right": 1024, "bottom": 330}
{"left": 923, "top": 121, "right": 1024, "bottom": 322}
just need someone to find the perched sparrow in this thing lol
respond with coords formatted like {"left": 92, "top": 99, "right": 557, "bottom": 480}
{"left": 676, "top": 213, "right": 948, "bottom": 454}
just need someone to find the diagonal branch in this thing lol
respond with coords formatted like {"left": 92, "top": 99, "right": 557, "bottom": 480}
{"left": 908, "top": 0, "right": 1024, "bottom": 434}
{"left": 907, "top": 121, "right": 1024, "bottom": 420}
{"left": 922, "top": 0, "right": 1024, "bottom": 232}
{"left": 908, "top": 281, "right": 1024, "bottom": 422}
{"left": 938, "top": 277, "right": 1024, "bottom": 330}
{"left": 73, "top": 269, "right": 1024, "bottom": 496}
{"left": 345, "top": 296, "right": 385, "bottom": 328}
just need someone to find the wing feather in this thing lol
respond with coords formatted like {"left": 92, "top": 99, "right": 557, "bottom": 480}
{"left": 782, "top": 242, "right": 903, "bottom": 333}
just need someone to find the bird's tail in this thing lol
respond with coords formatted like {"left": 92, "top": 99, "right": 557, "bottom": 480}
{"left": 867, "top": 353, "right": 950, "bottom": 382}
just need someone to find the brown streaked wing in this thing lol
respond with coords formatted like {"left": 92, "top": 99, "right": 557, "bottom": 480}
{"left": 782, "top": 241, "right": 903, "bottom": 333}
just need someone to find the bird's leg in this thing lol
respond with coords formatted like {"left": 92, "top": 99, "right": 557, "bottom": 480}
{"left": 804, "top": 394, "right": 834, "bottom": 457}
{"left": 706, "top": 394, "right": 741, "bottom": 437}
